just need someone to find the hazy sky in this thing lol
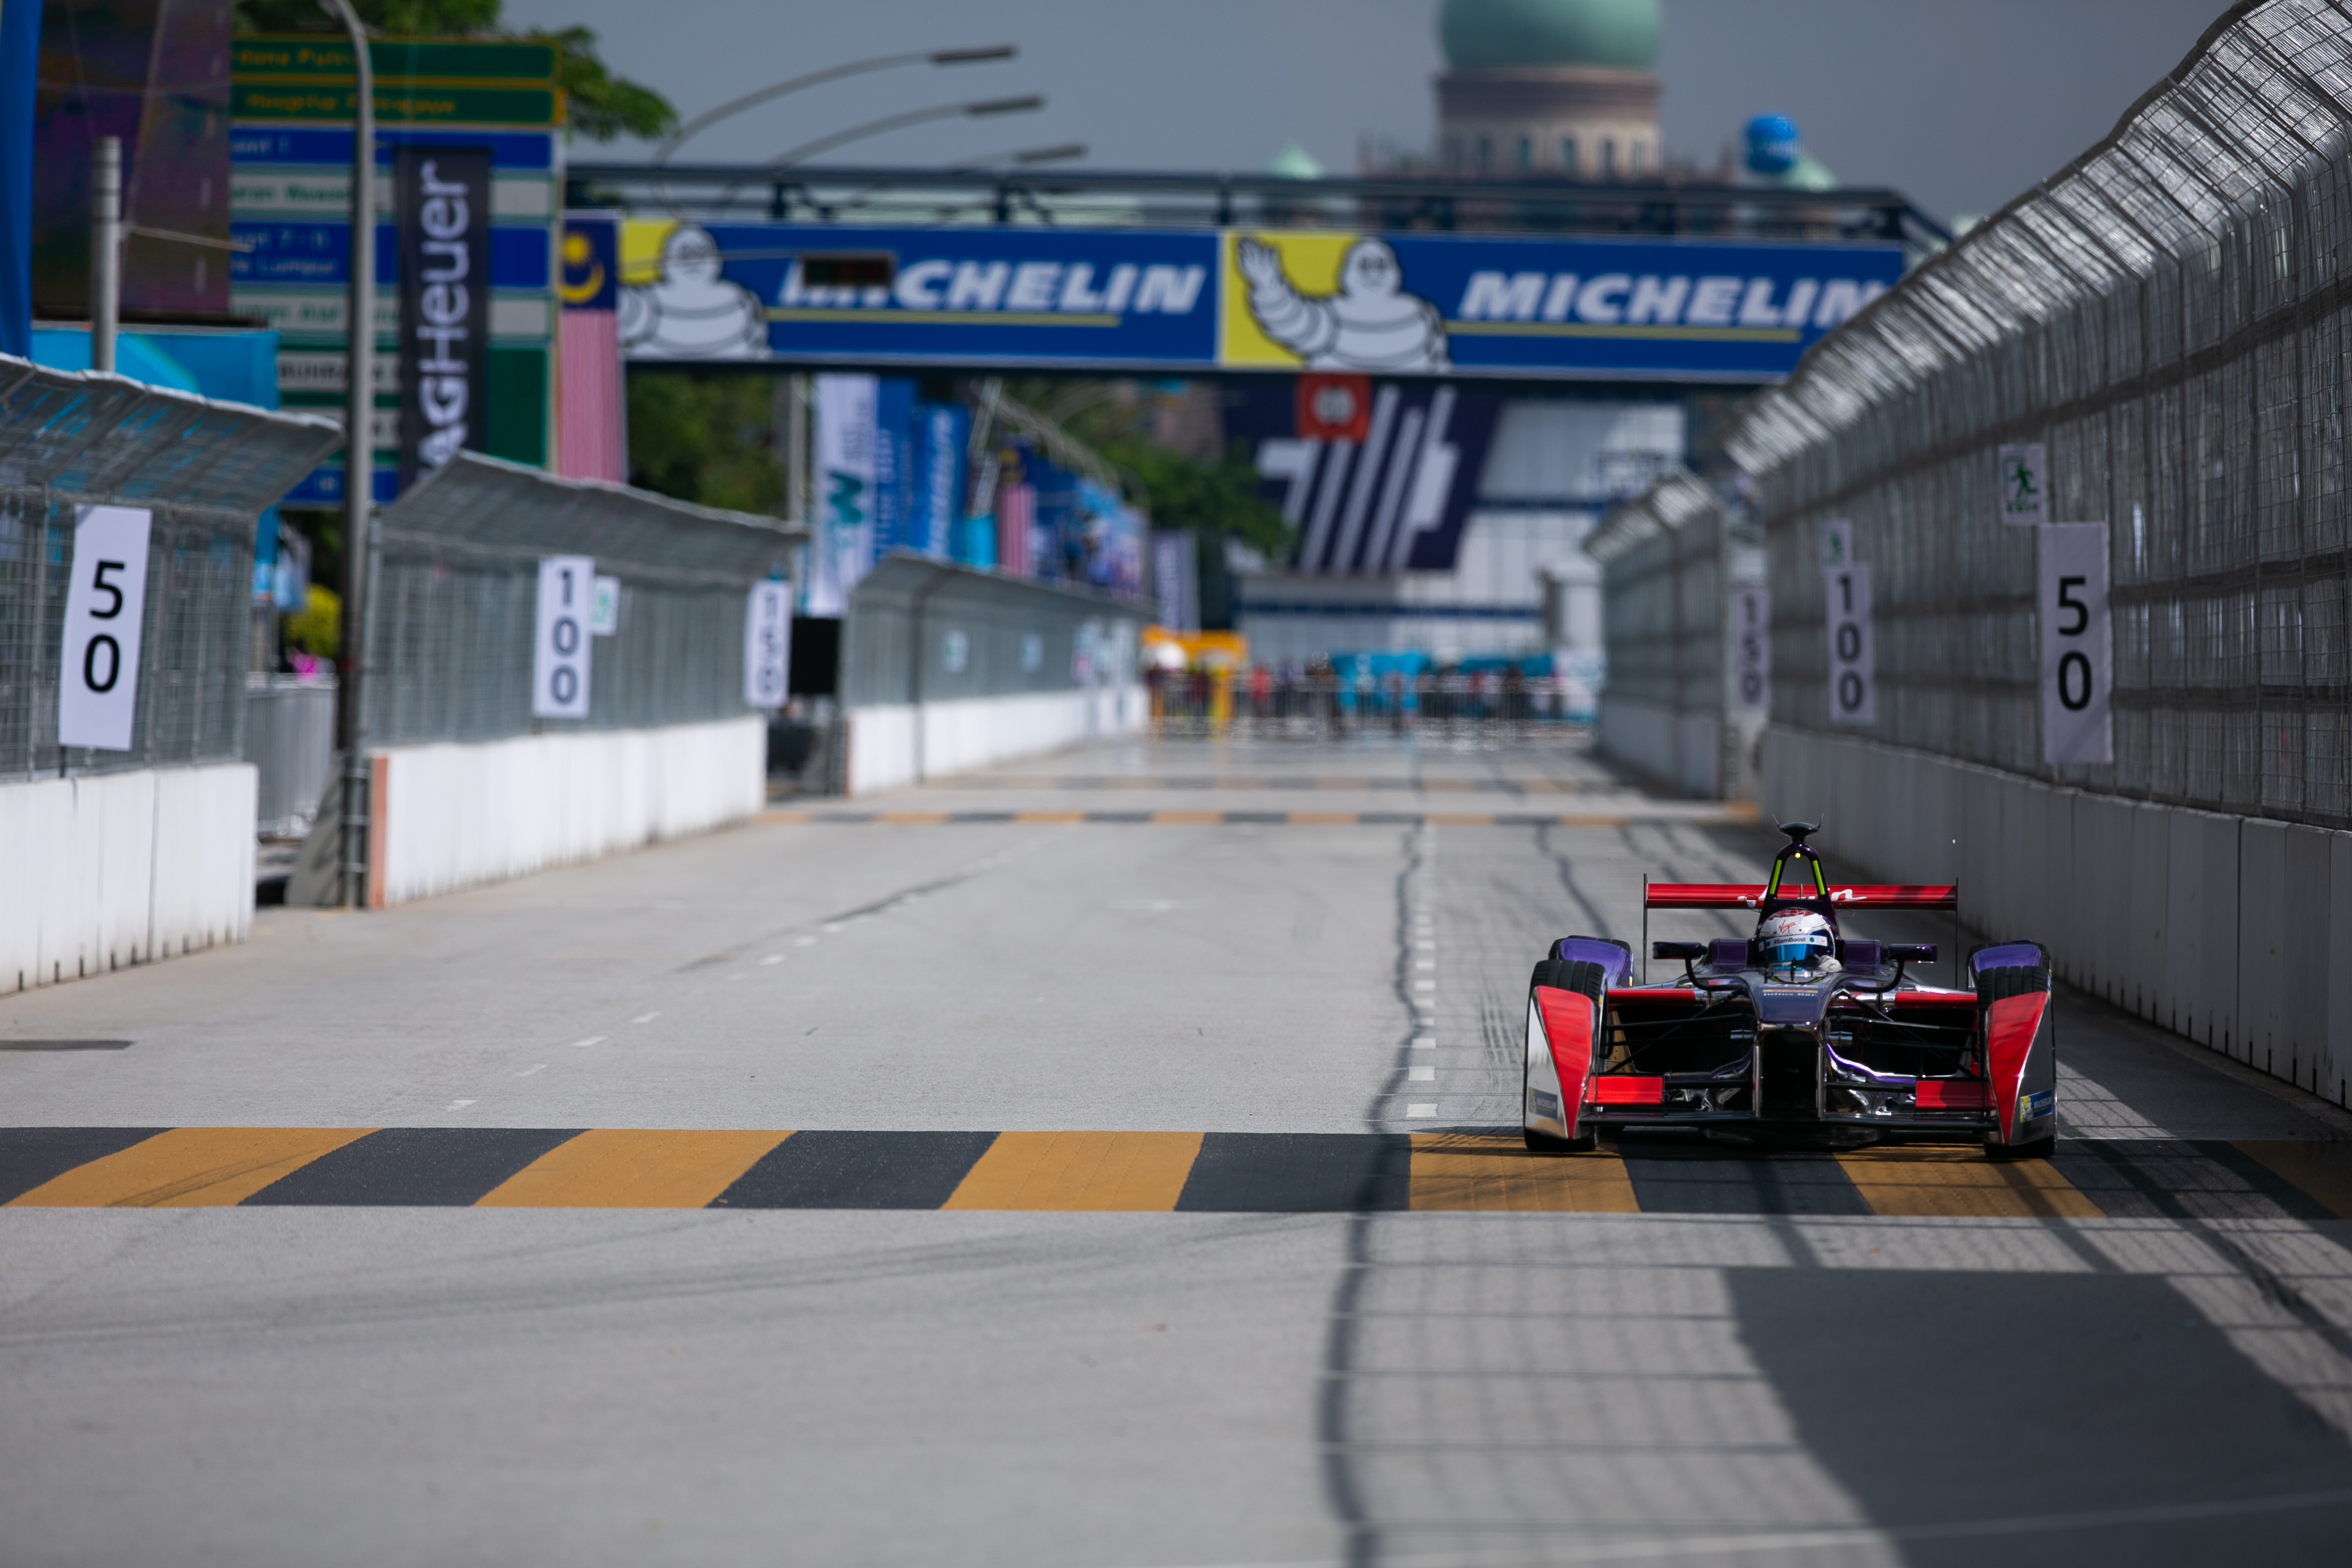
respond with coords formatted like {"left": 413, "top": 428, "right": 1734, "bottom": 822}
{"left": 508, "top": 0, "right": 2229, "bottom": 223}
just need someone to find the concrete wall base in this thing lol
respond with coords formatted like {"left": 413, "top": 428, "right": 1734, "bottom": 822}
{"left": 1763, "top": 727, "right": 2352, "bottom": 1111}
{"left": 846, "top": 687, "right": 1146, "bottom": 795}
{"left": 0, "top": 763, "right": 258, "bottom": 993}
{"left": 1598, "top": 696, "right": 1721, "bottom": 798}
{"left": 371, "top": 716, "right": 766, "bottom": 906}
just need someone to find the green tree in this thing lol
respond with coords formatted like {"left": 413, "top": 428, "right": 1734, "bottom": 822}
{"left": 625, "top": 372, "right": 782, "bottom": 514}
{"left": 1003, "top": 378, "right": 1290, "bottom": 557}
{"left": 232, "top": 0, "right": 676, "bottom": 142}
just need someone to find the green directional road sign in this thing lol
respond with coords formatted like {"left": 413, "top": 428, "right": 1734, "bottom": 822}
{"left": 233, "top": 36, "right": 559, "bottom": 84}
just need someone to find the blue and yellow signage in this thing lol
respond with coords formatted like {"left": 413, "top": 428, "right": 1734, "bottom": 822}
{"left": 613, "top": 221, "right": 1902, "bottom": 382}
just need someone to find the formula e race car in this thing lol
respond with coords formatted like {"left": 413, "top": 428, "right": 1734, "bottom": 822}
{"left": 1523, "top": 823, "right": 2057, "bottom": 1158}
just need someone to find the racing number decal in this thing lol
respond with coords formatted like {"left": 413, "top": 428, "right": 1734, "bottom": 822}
{"left": 2038, "top": 523, "right": 2111, "bottom": 764}
{"left": 57, "top": 504, "right": 153, "bottom": 752}
{"left": 533, "top": 555, "right": 595, "bottom": 719}
{"left": 1728, "top": 587, "right": 1770, "bottom": 715}
{"left": 1823, "top": 561, "right": 1874, "bottom": 725}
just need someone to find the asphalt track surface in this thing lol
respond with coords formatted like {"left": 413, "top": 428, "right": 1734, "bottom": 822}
{"left": 5, "top": 735, "right": 2351, "bottom": 1567}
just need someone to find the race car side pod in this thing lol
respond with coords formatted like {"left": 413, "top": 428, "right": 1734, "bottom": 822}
{"left": 1974, "top": 941, "right": 2058, "bottom": 1156}
{"left": 1525, "top": 937, "right": 1632, "bottom": 1152}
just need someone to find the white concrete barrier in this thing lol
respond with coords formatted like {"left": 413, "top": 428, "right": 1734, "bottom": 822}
{"left": 845, "top": 687, "right": 1146, "bottom": 796}
{"left": 1762, "top": 726, "right": 2352, "bottom": 1110}
{"left": 0, "top": 763, "right": 257, "bottom": 992}
{"left": 371, "top": 716, "right": 764, "bottom": 906}
{"left": 1597, "top": 696, "right": 1720, "bottom": 798}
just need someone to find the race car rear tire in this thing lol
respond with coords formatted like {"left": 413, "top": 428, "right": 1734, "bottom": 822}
{"left": 1525, "top": 1125, "right": 1597, "bottom": 1154}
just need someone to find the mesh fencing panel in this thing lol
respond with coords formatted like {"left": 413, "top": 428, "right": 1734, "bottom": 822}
{"left": 0, "top": 358, "right": 343, "bottom": 784}
{"left": 1724, "top": 0, "right": 2352, "bottom": 830}
{"left": 362, "top": 453, "right": 803, "bottom": 747}
{"left": 1588, "top": 473, "right": 1738, "bottom": 722}
{"left": 841, "top": 554, "right": 1140, "bottom": 710}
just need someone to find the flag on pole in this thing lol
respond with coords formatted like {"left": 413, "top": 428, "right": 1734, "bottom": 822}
{"left": 557, "top": 213, "right": 625, "bottom": 482}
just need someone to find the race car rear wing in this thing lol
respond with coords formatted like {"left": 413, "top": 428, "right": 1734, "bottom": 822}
{"left": 1643, "top": 883, "right": 1959, "bottom": 910}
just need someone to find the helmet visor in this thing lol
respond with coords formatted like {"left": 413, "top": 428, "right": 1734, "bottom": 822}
{"left": 1760, "top": 934, "right": 1828, "bottom": 966}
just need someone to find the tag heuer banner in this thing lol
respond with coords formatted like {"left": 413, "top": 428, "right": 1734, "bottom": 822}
{"left": 617, "top": 219, "right": 1902, "bottom": 382}
{"left": 396, "top": 146, "right": 492, "bottom": 490}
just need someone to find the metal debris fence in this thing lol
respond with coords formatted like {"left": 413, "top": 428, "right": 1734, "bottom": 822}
{"left": 0, "top": 358, "right": 342, "bottom": 784}
{"left": 1724, "top": 0, "right": 2352, "bottom": 830}
{"left": 841, "top": 554, "right": 1140, "bottom": 710}
{"left": 1585, "top": 472, "right": 1766, "bottom": 796}
{"left": 362, "top": 454, "right": 802, "bottom": 747}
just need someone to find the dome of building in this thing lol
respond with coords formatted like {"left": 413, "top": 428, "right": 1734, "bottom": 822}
{"left": 1266, "top": 142, "right": 1325, "bottom": 180}
{"left": 1439, "top": 0, "right": 1662, "bottom": 72}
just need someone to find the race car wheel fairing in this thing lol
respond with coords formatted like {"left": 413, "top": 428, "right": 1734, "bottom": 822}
{"left": 1974, "top": 943, "right": 2058, "bottom": 1157}
{"left": 1523, "top": 941, "right": 1626, "bottom": 1153}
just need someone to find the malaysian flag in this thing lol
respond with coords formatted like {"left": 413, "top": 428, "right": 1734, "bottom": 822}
{"left": 997, "top": 482, "right": 1036, "bottom": 578}
{"left": 557, "top": 214, "right": 626, "bottom": 482}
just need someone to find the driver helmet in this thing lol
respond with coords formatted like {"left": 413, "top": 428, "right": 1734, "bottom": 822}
{"left": 1757, "top": 909, "right": 1835, "bottom": 969}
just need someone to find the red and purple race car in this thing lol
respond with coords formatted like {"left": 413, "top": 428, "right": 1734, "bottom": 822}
{"left": 1523, "top": 823, "right": 2058, "bottom": 1158}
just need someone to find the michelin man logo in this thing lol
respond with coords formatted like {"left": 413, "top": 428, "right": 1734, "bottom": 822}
{"left": 619, "top": 226, "right": 769, "bottom": 359}
{"left": 1236, "top": 235, "right": 1448, "bottom": 372}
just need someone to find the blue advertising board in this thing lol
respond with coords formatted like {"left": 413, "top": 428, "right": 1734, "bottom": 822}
{"left": 616, "top": 218, "right": 1902, "bottom": 382}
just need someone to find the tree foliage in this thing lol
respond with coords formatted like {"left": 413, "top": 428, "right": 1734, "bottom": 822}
{"left": 1004, "top": 377, "right": 1290, "bottom": 556}
{"left": 625, "top": 372, "right": 782, "bottom": 516}
{"left": 231, "top": 0, "right": 676, "bottom": 142}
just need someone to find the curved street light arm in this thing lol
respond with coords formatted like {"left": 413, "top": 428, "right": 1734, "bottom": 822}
{"left": 654, "top": 45, "right": 1014, "bottom": 166}
{"left": 765, "top": 95, "right": 1042, "bottom": 169}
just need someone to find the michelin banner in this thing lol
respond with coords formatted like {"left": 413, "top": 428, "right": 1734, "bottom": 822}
{"left": 617, "top": 219, "right": 1901, "bottom": 381}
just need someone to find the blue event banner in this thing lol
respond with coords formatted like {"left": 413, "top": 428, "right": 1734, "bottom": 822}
{"left": 1363, "top": 232, "right": 1905, "bottom": 381}
{"left": 230, "top": 220, "right": 549, "bottom": 289}
{"left": 622, "top": 222, "right": 1218, "bottom": 369}
{"left": 619, "top": 220, "right": 1904, "bottom": 382}
{"left": 230, "top": 126, "right": 555, "bottom": 170}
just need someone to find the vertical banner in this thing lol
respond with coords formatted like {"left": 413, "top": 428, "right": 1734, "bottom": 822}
{"left": 0, "top": 0, "right": 38, "bottom": 358}
{"left": 57, "top": 504, "right": 152, "bottom": 751}
{"left": 532, "top": 555, "right": 594, "bottom": 719}
{"left": 1824, "top": 562, "right": 1874, "bottom": 725}
{"left": 557, "top": 211, "right": 625, "bottom": 482}
{"left": 2040, "top": 522, "right": 2113, "bottom": 764}
{"left": 807, "top": 373, "right": 877, "bottom": 616}
{"left": 870, "top": 376, "right": 915, "bottom": 558}
{"left": 1728, "top": 586, "right": 1771, "bottom": 714}
{"left": 1999, "top": 442, "right": 2047, "bottom": 526}
{"left": 908, "top": 402, "right": 968, "bottom": 559}
{"left": 396, "top": 146, "right": 492, "bottom": 494}
{"left": 744, "top": 580, "right": 792, "bottom": 709}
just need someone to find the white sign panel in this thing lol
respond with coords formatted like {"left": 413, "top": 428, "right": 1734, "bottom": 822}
{"left": 1729, "top": 586, "right": 1771, "bottom": 715}
{"left": 807, "top": 373, "right": 878, "bottom": 617}
{"left": 1999, "top": 443, "right": 2047, "bottom": 526}
{"left": 590, "top": 574, "right": 620, "bottom": 636}
{"left": 57, "top": 504, "right": 153, "bottom": 751}
{"left": 1817, "top": 517, "right": 1853, "bottom": 568}
{"left": 2040, "top": 522, "right": 2113, "bottom": 764}
{"left": 1824, "top": 563, "right": 1875, "bottom": 726}
{"left": 744, "top": 580, "right": 792, "bottom": 709}
{"left": 533, "top": 555, "right": 595, "bottom": 719}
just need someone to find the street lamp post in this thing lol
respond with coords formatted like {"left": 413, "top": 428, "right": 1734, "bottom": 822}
{"left": 320, "top": 0, "right": 373, "bottom": 909}
{"left": 765, "top": 95, "right": 1043, "bottom": 169}
{"left": 653, "top": 46, "right": 1015, "bottom": 166}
